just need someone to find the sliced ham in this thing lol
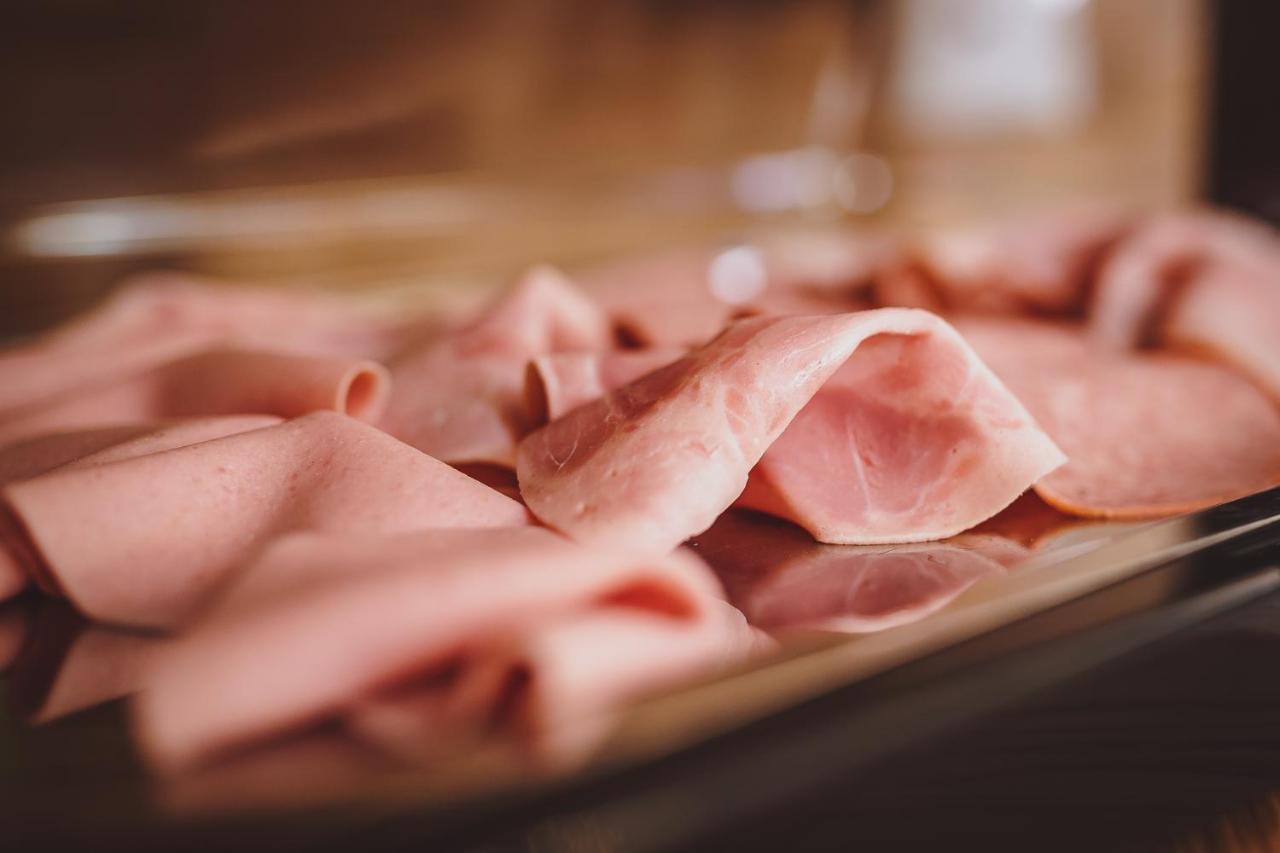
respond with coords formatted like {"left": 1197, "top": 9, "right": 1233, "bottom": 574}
{"left": 957, "top": 316, "right": 1280, "bottom": 517}
{"left": 0, "top": 411, "right": 528, "bottom": 627}
{"left": 381, "top": 267, "right": 612, "bottom": 466}
{"left": 0, "top": 348, "right": 389, "bottom": 445}
{"left": 885, "top": 208, "right": 1128, "bottom": 316}
{"left": 0, "top": 416, "right": 281, "bottom": 602}
{"left": 0, "top": 272, "right": 417, "bottom": 419}
{"left": 1160, "top": 260, "right": 1280, "bottom": 401}
{"left": 1089, "top": 210, "right": 1278, "bottom": 346}
{"left": 692, "top": 510, "right": 1020, "bottom": 634}
{"left": 518, "top": 309, "right": 1064, "bottom": 551}
{"left": 525, "top": 349, "right": 684, "bottom": 426}
{"left": 132, "top": 527, "right": 753, "bottom": 773}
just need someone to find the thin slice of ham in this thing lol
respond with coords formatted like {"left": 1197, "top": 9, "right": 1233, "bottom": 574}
{"left": 525, "top": 349, "right": 684, "bottom": 426}
{"left": 517, "top": 309, "right": 1064, "bottom": 551}
{"left": 381, "top": 267, "right": 612, "bottom": 466}
{"left": 132, "top": 527, "right": 753, "bottom": 773}
{"left": 0, "top": 416, "right": 281, "bottom": 602}
{"left": 0, "top": 272, "right": 418, "bottom": 419}
{"left": 885, "top": 207, "right": 1128, "bottom": 316}
{"left": 0, "top": 412, "right": 528, "bottom": 627}
{"left": 957, "top": 316, "right": 1280, "bottom": 517}
{"left": 1085, "top": 210, "right": 1280, "bottom": 399}
{"left": 0, "top": 348, "right": 389, "bottom": 445}
{"left": 1160, "top": 260, "right": 1280, "bottom": 401}
{"left": 692, "top": 510, "right": 1020, "bottom": 635}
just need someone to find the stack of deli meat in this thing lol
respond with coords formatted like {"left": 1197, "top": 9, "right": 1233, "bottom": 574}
{"left": 0, "top": 206, "right": 1276, "bottom": 775}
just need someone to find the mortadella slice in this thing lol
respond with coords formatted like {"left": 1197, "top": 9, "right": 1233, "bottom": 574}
{"left": 957, "top": 316, "right": 1280, "bottom": 517}
{"left": 381, "top": 267, "right": 612, "bottom": 466}
{"left": 0, "top": 412, "right": 528, "bottom": 627}
{"left": 517, "top": 309, "right": 1064, "bottom": 551}
{"left": 132, "top": 527, "right": 753, "bottom": 773}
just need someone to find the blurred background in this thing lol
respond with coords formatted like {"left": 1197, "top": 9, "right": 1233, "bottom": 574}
{"left": 0, "top": 0, "right": 1271, "bottom": 338}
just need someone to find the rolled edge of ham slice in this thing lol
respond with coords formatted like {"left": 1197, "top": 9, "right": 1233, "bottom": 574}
{"left": 0, "top": 348, "right": 391, "bottom": 445}
{"left": 0, "top": 412, "right": 529, "bottom": 627}
{"left": 524, "top": 349, "right": 684, "bottom": 426}
{"left": 517, "top": 309, "right": 1064, "bottom": 551}
{"left": 1089, "top": 210, "right": 1280, "bottom": 351}
{"left": 131, "top": 527, "right": 745, "bottom": 774}
{"left": 381, "top": 266, "right": 612, "bottom": 467}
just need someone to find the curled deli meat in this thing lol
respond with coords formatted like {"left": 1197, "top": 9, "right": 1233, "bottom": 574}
{"left": 517, "top": 309, "right": 1064, "bottom": 551}
{"left": 133, "top": 527, "right": 756, "bottom": 773}
{"left": 381, "top": 267, "right": 613, "bottom": 466}
{"left": 0, "top": 348, "right": 389, "bottom": 445}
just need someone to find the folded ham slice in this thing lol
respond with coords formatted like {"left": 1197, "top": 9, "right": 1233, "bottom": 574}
{"left": 0, "top": 412, "right": 528, "bottom": 627}
{"left": 0, "top": 416, "right": 282, "bottom": 602}
{"left": 692, "top": 510, "right": 1021, "bottom": 635}
{"left": 381, "top": 267, "right": 612, "bottom": 466}
{"left": 518, "top": 309, "right": 1064, "bottom": 551}
{"left": 957, "top": 316, "right": 1280, "bottom": 517}
{"left": 0, "top": 348, "right": 389, "bottom": 445}
{"left": 525, "top": 349, "right": 684, "bottom": 426}
{"left": 884, "top": 208, "right": 1128, "bottom": 315}
{"left": 132, "top": 527, "right": 753, "bottom": 773}
{"left": 0, "top": 273, "right": 416, "bottom": 419}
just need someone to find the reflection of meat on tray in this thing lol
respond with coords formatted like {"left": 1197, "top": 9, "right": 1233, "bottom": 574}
{"left": 693, "top": 510, "right": 1026, "bottom": 635}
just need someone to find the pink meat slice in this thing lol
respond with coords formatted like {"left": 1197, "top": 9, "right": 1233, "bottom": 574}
{"left": 0, "top": 411, "right": 528, "bottom": 628}
{"left": 131, "top": 527, "right": 753, "bottom": 773}
{"left": 0, "top": 348, "right": 389, "bottom": 445}
{"left": 886, "top": 207, "right": 1128, "bottom": 315}
{"left": 0, "top": 272, "right": 419, "bottom": 418}
{"left": 692, "top": 510, "right": 1020, "bottom": 635}
{"left": 518, "top": 309, "right": 1064, "bottom": 551}
{"left": 1161, "top": 260, "right": 1280, "bottom": 401}
{"left": 381, "top": 267, "right": 612, "bottom": 466}
{"left": 525, "top": 349, "right": 684, "bottom": 426}
{"left": 1089, "top": 210, "right": 1279, "bottom": 346}
{"left": 957, "top": 316, "right": 1280, "bottom": 517}
{"left": 0, "top": 416, "right": 281, "bottom": 602}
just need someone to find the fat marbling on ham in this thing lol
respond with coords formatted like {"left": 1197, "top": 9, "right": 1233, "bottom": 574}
{"left": 517, "top": 308, "right": 1065, "bottom": 551}
{"left": 133, "top": 526, "right": 755, "bottom": 773}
